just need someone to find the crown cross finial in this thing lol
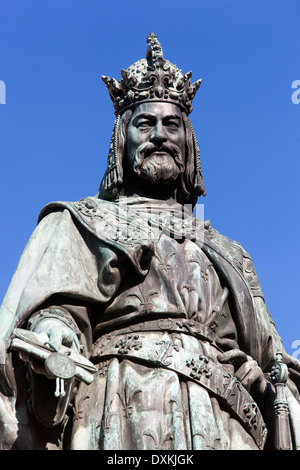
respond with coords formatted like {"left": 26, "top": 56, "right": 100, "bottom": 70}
{"left": 101, "top": 33, "right": 202, "bottom": 116}
{"left": 146, "top": 32, "right": 164, "bottom": 66}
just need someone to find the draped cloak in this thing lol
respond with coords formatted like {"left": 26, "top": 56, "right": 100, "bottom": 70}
{"left": 1, "top": 196, "right": 300, "bottom": 450}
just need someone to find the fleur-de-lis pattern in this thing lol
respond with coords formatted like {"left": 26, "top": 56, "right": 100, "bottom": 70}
{"left": 117, "top": 381, "right": 142, "bottom": 419}
{"left": 127, "top": 285, "right": 158, "bottom": 314}
{"left": 143, "top": 419, "right": 174, "bottom": 450}
{"left": 154, "top": 250, "right": 176, "bottom": 272}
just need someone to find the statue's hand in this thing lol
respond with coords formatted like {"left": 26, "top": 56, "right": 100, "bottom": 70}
{"left": 19, "top": 319, "right": 80, "bottom": 376}
{"left": 218, "top": 349, "right": 267, "bottom": 396}
{"left": 33, "top": 318, "right": 80, "bottom": 353}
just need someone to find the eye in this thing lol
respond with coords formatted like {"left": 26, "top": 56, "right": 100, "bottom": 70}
{"left": 165, "top": 120, "right": 180, "bottom": 130}
{"left": 163, "top": 116, "right": 182, "bottom": 129}
{"left": 136, "top": 119, "right": 153, "bottom": 130}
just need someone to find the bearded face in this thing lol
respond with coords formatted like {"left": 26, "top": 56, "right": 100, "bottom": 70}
{"left": 125, "top": 102, "right": 185, "bottom": 186}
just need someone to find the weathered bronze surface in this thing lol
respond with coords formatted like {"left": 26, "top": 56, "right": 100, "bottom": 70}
{"left": 1, "top": 33, "right": 300, "bottom": 450}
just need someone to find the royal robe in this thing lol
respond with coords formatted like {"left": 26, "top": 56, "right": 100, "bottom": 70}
{"left": 1, "top": 196, "right": 300, "bottom": 450}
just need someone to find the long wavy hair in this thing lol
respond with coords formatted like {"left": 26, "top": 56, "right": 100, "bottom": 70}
{"left": 97, "top": 107, "right": 206, "bottom": 209}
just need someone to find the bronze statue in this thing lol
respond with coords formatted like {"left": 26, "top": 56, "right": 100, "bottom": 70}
{"left": 1, "top": 33, "right": 300, "bottom": 450}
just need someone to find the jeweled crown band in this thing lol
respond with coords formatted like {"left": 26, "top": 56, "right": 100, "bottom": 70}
{"left": 102, "top": 32, "right": 202, "bottom": 116}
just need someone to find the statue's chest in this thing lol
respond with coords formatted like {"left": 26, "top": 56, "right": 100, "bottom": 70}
{"left": 127, "top": 234, "right": 224, "bottom": 322}
{"left": 151, "top": 234, "right": 215, "bottom": 285}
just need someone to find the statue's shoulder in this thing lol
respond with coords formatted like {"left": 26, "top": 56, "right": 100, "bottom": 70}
{"left": 204, "top": 220, "right": 264, "bottom": 298}
{"left": 38, "top": 197, "right": 155, "bottom": 275}
{"left": 204, "top": 220, "right": 246, "bottom": 259}
{"left": 38, "top": 196, "right": 152, "bottom": 233}
{"left": 38, "top": 196, "right": 112, "bottom": 222}
{"left": 38, "top": 195, "right": 140, "bottom": 239}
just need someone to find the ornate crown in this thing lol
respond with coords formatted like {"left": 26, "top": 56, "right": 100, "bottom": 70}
{"left": 101, "top": 32, "right": 202, "bottom": 116}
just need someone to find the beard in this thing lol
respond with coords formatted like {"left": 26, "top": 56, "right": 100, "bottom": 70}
{"left": 132, "top": 142, "right": 184, "bottom": 185}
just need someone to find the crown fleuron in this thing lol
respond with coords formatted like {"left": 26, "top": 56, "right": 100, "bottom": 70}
{"left": 101, "top": 32, "right": 202, "bottom": 116}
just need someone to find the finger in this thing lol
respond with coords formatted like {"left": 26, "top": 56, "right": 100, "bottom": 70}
{"left": 18, "top": 352, "right": 48, "bottom": 376}
{"left": 34, "top": 331, "right": 49, "bottom": 344}
{"left": 18, "top": 352, "right": 31, "bottom": 363}
{"left": 69, "top": 333, "right": 80, "bottom": 352}
{"left": 51, "top": 326, "right": 80, "bottom": 353}
{"left": 217, "top": 349, "right": 248, "bottom": 368}
{"left": 237, "top": 365, "right": 266, "bottom": 394}
{"left": 57, "top": 326, "right": 80, "bottom": 351}
{"left": 47, "top": 328, "right": 63, "bottom": 351}
{"left": 30, "top": 358, "right": 48, "bottom": 375}
{"left": 234, "top": 360, "right": 258, "bottom": 382}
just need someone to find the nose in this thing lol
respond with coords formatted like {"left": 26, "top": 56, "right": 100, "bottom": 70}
{"left": 150, "top": 122, "right": 167, "bottom": 145}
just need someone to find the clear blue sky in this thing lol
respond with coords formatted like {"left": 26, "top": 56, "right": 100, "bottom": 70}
{"left": 0, "top": 0, "right": 299, "bottom": 357}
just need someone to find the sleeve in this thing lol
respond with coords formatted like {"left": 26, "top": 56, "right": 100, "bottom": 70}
{"left": 1, "top": 208, "right": 128, "bottom": 340}
{"left": 0, "top": 207, "right": 129, "bottom": 429}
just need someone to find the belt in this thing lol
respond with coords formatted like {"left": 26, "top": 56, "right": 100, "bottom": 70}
{"left": 92, "top": 328, "right": 267, "bottom": 450}
{"left": 95, "top": 317, "right": 217, "bottom": 344}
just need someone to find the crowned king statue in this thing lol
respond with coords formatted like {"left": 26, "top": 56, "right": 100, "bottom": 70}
{"left": 0, "top": 33, "right": 300, "bottom": 451}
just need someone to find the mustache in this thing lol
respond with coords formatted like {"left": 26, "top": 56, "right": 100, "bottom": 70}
{"left": 133, "top": 142, "right": 184, "bottom": 174}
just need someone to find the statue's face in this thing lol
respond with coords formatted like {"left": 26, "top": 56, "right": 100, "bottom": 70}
{"left": 126, "top": 102, "right": 185, "bottom": 185}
